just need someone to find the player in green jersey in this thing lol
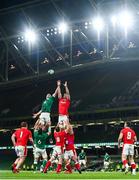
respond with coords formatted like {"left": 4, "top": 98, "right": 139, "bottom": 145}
{"left": 33, "top": 83, "right": 60, "bottom": 136}
{"left": 78, "top": 149, "right": 87, "bottom": 169}
{"left": 103, "top": 152, "right": 111, "bottom": 171}
{"left": 33, "top": 84, "right": 59, "bottom": 126}
{"left": 33, "top": 120, "right": 51, "bottom": 172}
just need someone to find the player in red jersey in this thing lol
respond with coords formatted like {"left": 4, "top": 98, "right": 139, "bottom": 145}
{"left": 57, "top": 80, "right": 70, "bottom": 125}
{"left": 118, "top": 122, "right": 137, "bottom": 175}
{"left": 64, "top": 121, "right": 81, "bottom": 174}
{"left": 43, "top": 123, "right": 68, "bottom": 174}
{"left": 11, "top": 122, "right": 34, "bottom": 173}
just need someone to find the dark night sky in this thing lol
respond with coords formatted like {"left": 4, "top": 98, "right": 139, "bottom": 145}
{"left": 0, "top": 0, "right": 31, "bottom": 9}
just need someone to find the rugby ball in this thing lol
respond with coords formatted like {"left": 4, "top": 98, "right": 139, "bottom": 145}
{"left": 48, "top": 69, "right": 55, "bottom": 75}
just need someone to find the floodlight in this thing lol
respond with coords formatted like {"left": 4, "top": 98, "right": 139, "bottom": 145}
{"left": 58, "top": 22, "right": 68, "bottom": 34}
{"left": 92, "top": 17, "right": 104, "bottom": 31}
{"left": 24, "top": 29, "right": 37, "bottom": 44}
{"left": 111, "top": 16, "right": 117, "bottom": 26}
{"left": 119, "top": 11, "right": 133, "bottom": 29}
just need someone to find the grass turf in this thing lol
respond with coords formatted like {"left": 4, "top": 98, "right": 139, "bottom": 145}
{"left": 0, "top": 171, "right": 139, "bottom": 179}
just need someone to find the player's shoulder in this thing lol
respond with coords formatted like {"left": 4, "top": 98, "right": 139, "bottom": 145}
{"left": 25, "top": 128, "right": 32, "bottom": 134}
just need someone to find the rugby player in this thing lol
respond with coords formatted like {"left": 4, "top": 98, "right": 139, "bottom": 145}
{"left": 33, "top": 119, "right": 51, "bottom": 172}
{"left": 43, "top": 123, "right": 68, "bottom": 173}
{"left": 64, "top": 122, "right": 81, "bottom": 174}
{"left": 118, "top": 122, "right": 137, "bottom": 175}
{"left": 11, "top": 122, "right": 34, "bottom": 173}
{"left": 57, "top": 80, "right": 70, "bottom": 125}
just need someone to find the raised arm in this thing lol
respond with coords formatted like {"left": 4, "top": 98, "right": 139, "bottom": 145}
{"left": 33, "top": 110, "right": 42, "bottom": 119}
{"left": 64, "top": 81, "right": 70, "bottom": 100}
{"left": 34, "top": 119, "right": 41, "bottom": 130}
{"left": 52, "top": 83, "right": 60, "bottom": 97}
{"left": 57, "top": 80, "right": 62, "bottom": 99}
{"left": 65, "top": 121, "right": 73, "bottom": 134}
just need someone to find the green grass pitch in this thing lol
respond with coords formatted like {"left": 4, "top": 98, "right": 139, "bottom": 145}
{"left": 0, "top": 171, "right": 139, "bottom": 179}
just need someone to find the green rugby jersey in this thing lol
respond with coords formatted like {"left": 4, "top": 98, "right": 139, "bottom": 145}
{"left": 78, "top": 152, "right": 86, "bottom": 160}
{"left": 34, "top": 130, "right": 49, "bottom": 149}
{"left": 41, "top": 96, "right": 55, "bottom": 113}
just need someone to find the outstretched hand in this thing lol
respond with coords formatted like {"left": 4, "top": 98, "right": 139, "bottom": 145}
{"left": 64, "top": 81, "right": 67, "bottom": 87}
{"left": 57, "top": 80, "right": 61, "bottom": 86}
{"left": 33, "top": 114, "right": 37, "bottom": 119}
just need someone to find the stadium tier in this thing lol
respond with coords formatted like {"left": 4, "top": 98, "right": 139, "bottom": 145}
{"left": 1, "top": 59, "right": 139, "bottom": 126}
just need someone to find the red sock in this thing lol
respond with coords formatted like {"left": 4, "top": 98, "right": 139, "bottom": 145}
{"left": 12, "top": 163, "right": 16, "bottom": 168}
{"left": 43, "top": 161, "right": 51, "bottom": 172}
{"left": 75, "top": 163, "right": 80, "bottom": 170}
{"left": 131, "top": 163, "right": 136, "bottom": 169}
{"left": 66, "top": 164, "right": 72, "bottom": 172}
{"left": 56, "top": 164, "right": 62, "bottom": 173}
{"left": 122, "top": 160, "right": 128, "bottom": 167}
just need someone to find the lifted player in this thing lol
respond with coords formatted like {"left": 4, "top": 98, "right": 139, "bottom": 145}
{"left": 64, "top": 122, "right": 81, "bottom": 174}
{"left": 11, "top": 122, "right": 34, "bottom": 173}
{"left": 57, "top": 80, "right": 70, "bottom": 125}
{"left": 33, "top": 84, "right": 59, "bottom": 128}
{"left": 33, "top": 119, "right": 51, "bottom": 172}
{"left": 118, "top": 122, "right": 137, "bottom": 175}
{"left": 43, "top": 123, "right": 68, "bottom": 174}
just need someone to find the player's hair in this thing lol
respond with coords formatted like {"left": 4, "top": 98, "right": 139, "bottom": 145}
{"left": 55, "top": 126, "right": 60, "bottom": 132}
{"left": 38, "top": 128, "right": 42, "bottom": 135}
{"left": 21, "top": 121, "right": 28, "bottom": 127}
{"left": 124, "top": 121, "right": 131, "bottom": 127}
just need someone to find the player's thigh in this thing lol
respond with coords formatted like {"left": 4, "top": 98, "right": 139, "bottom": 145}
{"left": 129, "top": 145, "right": 134, "bottom": 156}
{"left": 79, "top": 160, "right": 82, "bottom": 165}
{"left": 52, "top": 147, "right": 62, "bottom": 159}
{"left": 40, "top": 113, "right": 51, "bottom": 125}
{"left": 34, "top": 148, "right": 41, "bottom": 159}
{"left": 15, "top": 146, "right": 27, "bottom": 157}
{"left": 41, "top": 149, "right": 48, "bottom": 159}
{"left": 82, "top": 160, "right": 86, "bottom": 165}
{"left": 122, "top": 144, "right": 130, "bottom": 156}
{"left": 64, "top": 151, "right": 71, "bottom": 160}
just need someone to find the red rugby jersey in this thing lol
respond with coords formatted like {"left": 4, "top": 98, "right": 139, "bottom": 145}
{"left": 54, "top": 130, "right": 66, "bottom": 147}
{"left": 58, "top": 98, "right": 70, "bottom": 115}
{"left": 65, "top": 133, "right": 75, "bottom": 151}
{"left": 120, "top": 127, "right": 136, "bottom": 144}
{"left": 14, "top": 127, "right": 32, "bottom": 146}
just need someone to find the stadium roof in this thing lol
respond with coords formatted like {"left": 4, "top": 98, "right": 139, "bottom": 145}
{"left": 0, "top": 0, "right": 139, "bottom": 83}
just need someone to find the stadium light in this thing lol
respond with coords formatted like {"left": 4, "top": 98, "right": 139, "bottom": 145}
{"left": 111, "top": 16, "right": 117, "bottom": 26}
{"left": 92, "top": 17, "right": 104, "bottom": 32}
{"left": 58, "top": 22, "right": 68, "bottom": 34}
{"left": 24, "top": 29, "right": 37, "bottom": 44}
{"left": 118, "top": 11, "right": 133, "bottom": 29}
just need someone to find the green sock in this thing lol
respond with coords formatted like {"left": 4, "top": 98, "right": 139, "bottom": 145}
{"left": 42, "top": 160, "right": 47, "bottom": 168}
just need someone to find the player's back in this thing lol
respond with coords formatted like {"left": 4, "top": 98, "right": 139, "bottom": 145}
{"left": 65, "top": 133, "right": 75, "bottom": 150}
{"left": 15, "top": 127, "right": 32, "bottom": 146}
{"left": 121, "top": 127, "right": 136, "bottom": 144}
{"left": 54, "top": 130, "right": 66, "bottom": 147}
{"left": 59, "top": 98, "right": 70, "bottom": 115}
{"left": 34, "top": 130, "right": 48, "bottom": 149}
